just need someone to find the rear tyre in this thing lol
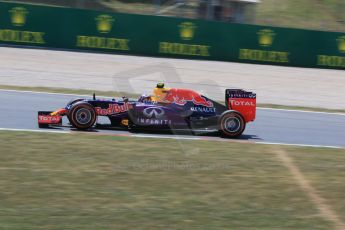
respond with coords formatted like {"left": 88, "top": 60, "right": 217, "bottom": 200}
{"left": 219, "top": 111, "right": 245, "bottom": 138}
{"left": 68, "top": 102, "right": 96, "bottom": 130}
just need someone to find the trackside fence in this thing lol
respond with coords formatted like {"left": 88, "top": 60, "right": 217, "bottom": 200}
{"left": 0, "top": 2, "right": 345, "bottom": 69}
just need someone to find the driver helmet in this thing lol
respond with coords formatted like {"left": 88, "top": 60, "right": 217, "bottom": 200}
{"left": 153, "top": 83, "right": 169, "bottom": 102}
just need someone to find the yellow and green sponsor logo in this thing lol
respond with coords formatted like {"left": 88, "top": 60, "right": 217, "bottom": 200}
{"left": 76, "top": 14, "right": 130, "bottom": 51}
{"left": 337, "top": 36, "right": 345, "bottom": 53}
{"left": 317, "top": 36, "right": 345, "bottom": 68}
{"left": 239, "top": 29, "right": 290, "bottom": 63}
{"left": 179, "top": 22, "right": 196, "bottom": 41}
{"left": 96, "top": 14, "right": 114, "bottom": 34}
{"left": 10, "top": 7, "right": 28, "bottom": 26}
{"left": 76, "top": 36, "right": 129, "bottom": 50}
{"left": 258, "top": 29, "right": 275, "bottom": 47}
{"left": 159, "top": 22, "right": 210, "bottom": 57}
{"left": 0, "top": 7, "right": 45, "bottom": 44}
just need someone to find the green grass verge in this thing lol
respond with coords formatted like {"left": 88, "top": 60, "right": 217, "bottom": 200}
{"left": 1, "top": 84, "right": 344, "bottom": 114}
{"left": 3, "top": 0, "right": 345, "bottom": 32}
{"left": 256, "top": 0, "right": 345, "bottom": 32}
{"left": 98, "top": 0, "right": 345, "bottom": 32}
{"left": 1, "top": 131, "right": 345, "bottom": 229}
{"left": 100, "top": 0, "right": 156, "bottom": 15}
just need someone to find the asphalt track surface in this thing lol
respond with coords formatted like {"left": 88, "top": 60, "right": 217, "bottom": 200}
{"left": 1, "top": 90, "right": 345, "bottom": 148}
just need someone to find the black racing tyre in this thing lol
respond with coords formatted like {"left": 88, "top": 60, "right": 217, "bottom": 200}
{"left": 66, "top": 98, "right": 84, "bottom": 107}
{"left": 219, "top": 111, "right": 245, "bottom": 138}
{"left": 68, "top": 102, "right": 96, "bottom": 130}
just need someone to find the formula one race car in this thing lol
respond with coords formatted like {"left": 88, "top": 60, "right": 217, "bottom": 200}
{"left": 38, "top": 83, "right": 256, "bottom": 137}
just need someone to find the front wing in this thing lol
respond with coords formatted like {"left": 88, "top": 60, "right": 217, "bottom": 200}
{"left": 38, "top": 111, "right": 62, "bottom": 126}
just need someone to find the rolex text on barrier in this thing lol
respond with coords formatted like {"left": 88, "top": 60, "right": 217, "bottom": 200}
{"left": 0, "top": 2, "right": 344, "bottom": 70}
{"left": 0, "top": 6, "right": 45, "bottom": 44}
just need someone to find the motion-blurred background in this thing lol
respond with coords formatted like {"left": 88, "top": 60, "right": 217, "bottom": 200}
{"left": 2, "top": 0, "right": 345, "bottom": 32}
{"left": 1, "top": 1, "right": 345, "bottom": 229}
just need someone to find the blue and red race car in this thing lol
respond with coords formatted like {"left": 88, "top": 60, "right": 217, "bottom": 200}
{"left": 38, "top": 83, "right": 256, "bottom": 137}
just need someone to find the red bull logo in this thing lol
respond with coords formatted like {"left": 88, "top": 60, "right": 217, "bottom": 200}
{"left": 95, "top": 103, "right": 132, "bottom": 116}
{"left": 163, "top": 88, "right": 213, "bottom": 107}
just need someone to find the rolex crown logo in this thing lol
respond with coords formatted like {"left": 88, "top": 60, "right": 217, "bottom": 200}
{"left": 257, "top": 29, "right": 275, "bottom": 47}
{"left": 9, "top": 7, "right": 28, "bottom": 26}
{"left": 337, "top": 36, "right": 345, "bottom": 53}
{"left": 179, "top": 22, "right": 196, "bottom": 40}
{"left": 96, "top": 15, "right": 115, "bottom": 34}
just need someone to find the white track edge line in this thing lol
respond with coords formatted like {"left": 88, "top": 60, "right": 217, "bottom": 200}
{"left": 257, "top": 107, "right": 345, "bottom": 116}
{"left": 255, "top": 141, "right": 343, "bottom": 149}
{"left": 0, "top": 127, "right": 343, "bottom": 149}
{"left": 0, "top": 88, "right": 112, "bottom": 98}
{"left": 0, "top": 127, "right": 70, "bottom": 134}
{"left": 132, "top": 134, "right": 201, "bottom": 140}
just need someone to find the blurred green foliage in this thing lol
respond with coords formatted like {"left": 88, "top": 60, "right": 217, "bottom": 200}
{"left": 1, "top": 0, "right": 345, "bottom": 31}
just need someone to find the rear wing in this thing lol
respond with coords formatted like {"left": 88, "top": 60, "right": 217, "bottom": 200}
{"left": 225, "top": 89, "right": 256, "bottom": 122}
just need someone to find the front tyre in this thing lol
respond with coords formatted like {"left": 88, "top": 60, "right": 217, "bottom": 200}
{"left": 219, "top": 111, "right": 245, "bottom": 138}
{"left": 68, "top": 102, "right": 96, "bottom": 130}
{"left": 66, "top": 98, "right": 84, "bottom": 107}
